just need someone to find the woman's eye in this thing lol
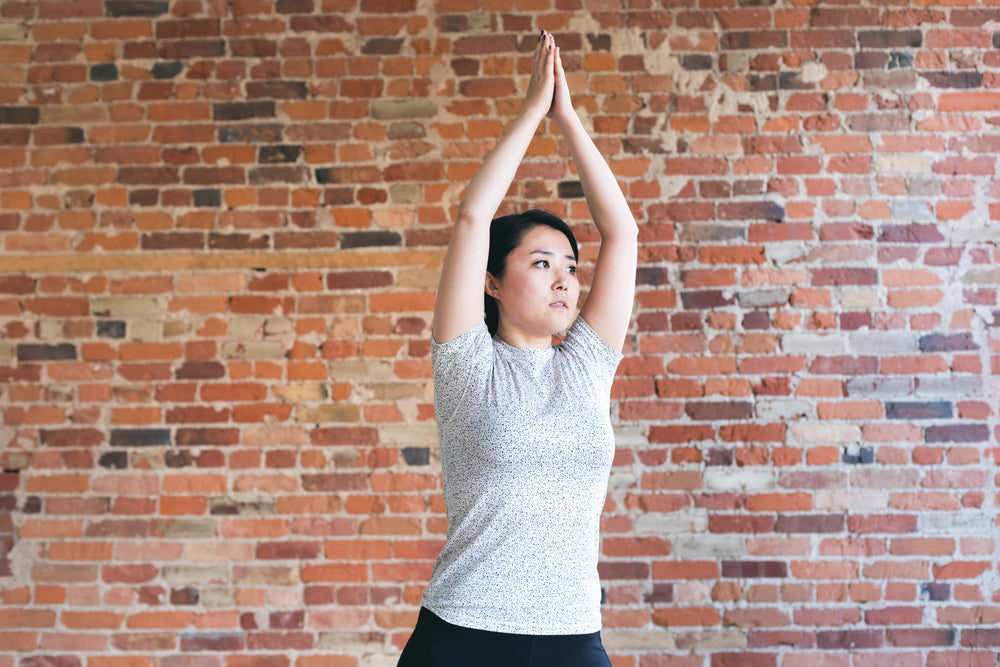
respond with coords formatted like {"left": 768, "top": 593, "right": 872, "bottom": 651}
{"left": 567, "top": 265, "right": 577, "bottom": 274}
{"left": 535, "top": 260, "right": 549, "bottom": 268}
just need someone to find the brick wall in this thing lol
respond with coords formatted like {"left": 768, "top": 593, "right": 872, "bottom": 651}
{"left": 1, "top": 1, "right": 998, "bottom": 666}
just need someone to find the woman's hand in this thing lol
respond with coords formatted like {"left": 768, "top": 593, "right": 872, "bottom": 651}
{"left": 548, "top": 44, "right": 576, "bottom": 126}
{"left": 521, "top": 30, "right": 556, "bottom": 119}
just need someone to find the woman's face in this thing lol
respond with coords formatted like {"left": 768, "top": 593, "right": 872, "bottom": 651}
{"left": 486, "top": 225, "right": 579, "bottom": 348}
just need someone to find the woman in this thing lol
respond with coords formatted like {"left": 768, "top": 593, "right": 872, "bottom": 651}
{"left": 397, "top": 30, "right": 638, "bottom": 667}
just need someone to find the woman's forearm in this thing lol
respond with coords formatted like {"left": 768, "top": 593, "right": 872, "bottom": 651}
{"left": 456, "top": 109, "right": 546, "bottom": 225}
{"left": 555, "top": 112, "right": 637, "bottom": 241}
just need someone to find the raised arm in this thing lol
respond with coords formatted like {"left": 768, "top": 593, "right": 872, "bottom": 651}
{"left": 550, "top": 45, "right": 638, "bottom": 352}
{"left": 432, "top": 32, "right": 556, "bottom": 344}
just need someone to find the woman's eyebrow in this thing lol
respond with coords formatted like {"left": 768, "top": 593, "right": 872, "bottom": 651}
{"left": 529, "top": 249, "right": 576, "bottom": 261}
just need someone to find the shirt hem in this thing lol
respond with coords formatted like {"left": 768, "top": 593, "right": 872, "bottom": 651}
{"left": 421, "top": 601, "right": 602, "bottom": 636}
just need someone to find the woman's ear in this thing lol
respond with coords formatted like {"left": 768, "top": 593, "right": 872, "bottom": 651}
{"left": 484, "top": 272, "right": 501, "bottom": 301}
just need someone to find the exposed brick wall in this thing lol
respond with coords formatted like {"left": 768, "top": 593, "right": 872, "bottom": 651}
{"left": 1, "top": 1, "right": 998, "bottom": 666}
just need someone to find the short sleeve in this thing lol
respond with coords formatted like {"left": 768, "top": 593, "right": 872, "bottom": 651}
{"left": 560, "top": 316, "right": 623, "bottom": 387}
{"left": 431, "top": 320, "right": 492, "bottom": 427}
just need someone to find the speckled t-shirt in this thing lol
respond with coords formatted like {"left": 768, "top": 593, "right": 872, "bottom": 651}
{"left": 421, "top": 317, "right": 623, "bottom": 635}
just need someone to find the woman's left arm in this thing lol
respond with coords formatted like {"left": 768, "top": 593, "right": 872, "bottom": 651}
{"left": 551, "top": 46, "right": 638, "bottom": 352}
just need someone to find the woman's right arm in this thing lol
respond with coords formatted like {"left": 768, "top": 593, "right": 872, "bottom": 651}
{"left": 431, "top": 31, "right": 556, "bottom": 344}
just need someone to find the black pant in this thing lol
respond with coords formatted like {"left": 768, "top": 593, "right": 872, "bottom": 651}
{"left": 396, "top": 607, "right": 613, "bottom": 667}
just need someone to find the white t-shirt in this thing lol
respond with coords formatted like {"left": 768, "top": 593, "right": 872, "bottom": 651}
{"left": 421, "top": 317, "right": 623, "bottom": 635}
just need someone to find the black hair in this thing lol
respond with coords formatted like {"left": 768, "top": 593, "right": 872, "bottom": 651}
{"left": 484, "top": 209, "right": 579, "bottom": 335}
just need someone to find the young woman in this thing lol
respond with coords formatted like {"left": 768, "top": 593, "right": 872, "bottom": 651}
{"left": 397, "top": 30, "right": 638, "bottom": 667}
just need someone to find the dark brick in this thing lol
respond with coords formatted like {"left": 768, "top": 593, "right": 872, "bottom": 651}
{"left": 722, "top": 31, "right": 787, "bottom": 50}
{"left": 90, "top": 63, "right": 118, "bottom": 81}
{"left": 360, "top": 0, "right": 415, "bottom": 11}
{"left": 960, "top": 629, "right": 1000, "bottom": 647}
{"left": 920, "top": 582, "right": 949, "bottom": 601}
{"left": 681, "top": 290, "right": 737, "bottom": 309}
{"left": 176, "top": 428, "right": 240, "bottom": 446}
{"left": 164, "top": 450, "right": 195, "bottom": 468}
{"left": 326, "top": 271, "right": 393, "bottom": 290}
{"left": 0, "top": 276, "right": 34, "bottom": 293}
{"left": 158, "top": 40, "right": 225, "bottom": 60}
{"left": 340, "top": 231, "right": 401, "bottom": 249}
{"left": 20, "top": 657, "right": 81, "bottom": 667}
{"left": 840, "top": 312, "right": 871, "bottom": 330}
{"left": 919, "top": 71, "right": 983, "bottom": 89}
{"left": 636, "top": 268, "right": 670, "bottom": 286}
{"left": 779, "top": 71, "right": 815, "bottom": 89}
{"left": 17, "top": 343, "right": 76, "bottom": 361}
{"left": 879, "top": 224, "right": 944, "bottom": 243}
{"left": 918, "top": 333, "right": 977, "bottom": 352}
{"left": 179, "top": 633, "right": 244, "bottom": 652}
{"left": 208, "top": 233, "right": 270, "bottom": 251}
{"left": 558, "top": 181, "right": 584, "bottom": 199}
{"left": 98, "top": 451, "right": 128, "bottom": 469}
{"left": 152, "top": 61, "right": 183, "bottom": 79}
{"left": 276, "top": 0, "right": 313, "bottom": 12}
{"left": 141, "top": 232, "right": 203, "bottom": 250}
{"left": 436, "top": 15, "right": 467, "bottom": 32}
{"left": 685, "top": 401, "right": 753, "bottom": 421}
{"left": 110, "top": 429, "right": 171, "bottom": 447}
{"left": 0, "top": 128, "right": 30, "bottom": 146}
{"left": 842, "top": 446, "right": 874, "bottom": 464}
{"left": 249, "top": 166, "right": 308, "bottom": 185}
{"left": 672, "top": 312, "right": 703, "bottom": 331}
{"left": 171, "top": 587, "right": 200, "bottom": 605}
{"left": 889, "top": 51, "right": 914, "bottom": 69}
{"left": 0, "top": 106, "right": 40, "bottom": 125}
{"left": 401, "top": 447, "right": 430, "bottom": 465}
{"left": 644, "top": 583, "right": 673, "bottom": 603}
{"left": 682, "top": 54, "right": 713, "bottom": 70}
{"left": 315, "top": 166, "right": 381, "bottom": 184}
{"left": 193, "top": 189, "right": 221, "bottom": 207}
{"left": 858, "top": 29, "right": 922, "bottom": 48}
{"left": 597, "top": 561, "right": 650, "bottom": 580}
{"left": 721, "top": 560, "right": 788, "bottom": 578}
{"left": 924, "top": 424, "right": 989, "bottom": 443}
{"left": 705, "top": 447, "right": 733, "bottom": 466}
{"left": 362, "top": 38, "right": 404, "bottom": 55}
{"left": 220, "top": 125, "right": 283, "bottom": 146}
{"left": 176, "top": 361, "right": 225, "bottom": 380}
{"left": 816, "top": 630, "right": 883, "bottom": 650}
{"left": 106, "top": 0, "right": 169, "bottom": 16}
{"left": 885, "top": 402, "right": 952, "bottom": 420}
{"left": 854, "top": 52, "right": 888, "bottom": 70}
{"left": 775, "top": 514, "right": 845, "bottom": 533}
{"left": 129, "top": 189, "right": 158, "bottom": 206}
{"left": 246, "top": 81, "right": 308, "bottom": 100}
{"left": 749, "top": 74, "right": 778, "bottom": 92}
{"left": 259, "top": 145, "right": 302, "bottom": 164}
{"left": 96, "top": 321, "right": 126, "bottom": 338}
{"left": 231, "top": 39, "right": 277, "bottom": 58}
{"left": 119, "top": 166, "right": 179, "bottom": 185}
{"left": 213, "top": 102, "right": 276, "bottom": 122}
{"left": 717, "top": 201, "right": 785, "bottom": 222}
{"left": 40, "top": 429, "right": 104, "bottom": 448}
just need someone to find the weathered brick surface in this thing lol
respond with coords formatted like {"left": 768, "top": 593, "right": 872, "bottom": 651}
{"left": 1, "top": 1, "right": 998, "bottom": 666}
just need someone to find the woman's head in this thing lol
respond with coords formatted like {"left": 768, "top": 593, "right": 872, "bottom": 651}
{"left": 484, "top": 209, "right": 579, "bottom": 338}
